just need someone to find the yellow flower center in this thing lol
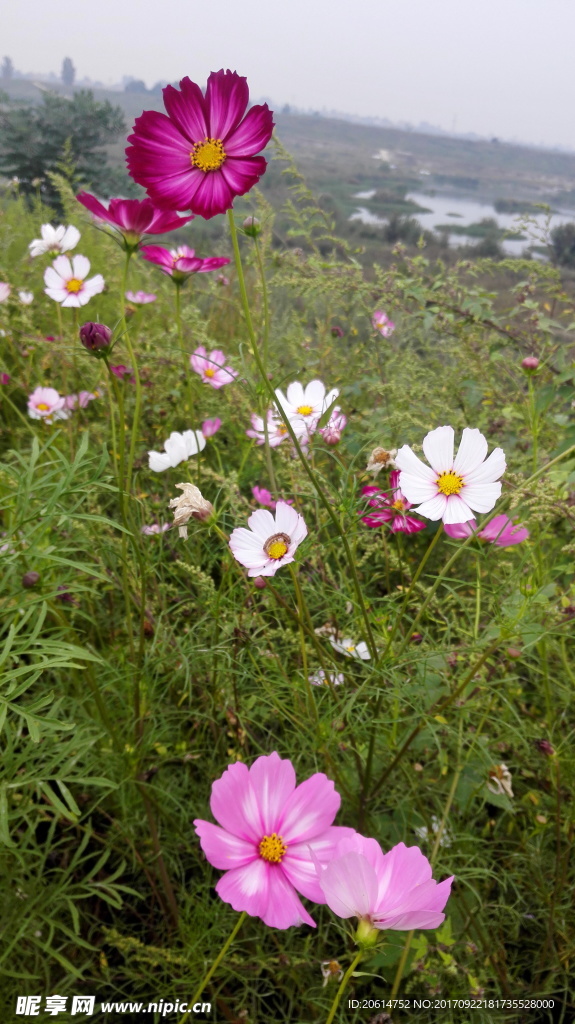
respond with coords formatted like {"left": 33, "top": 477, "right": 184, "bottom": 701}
{"left": 259, "top": 832, "right": 287, "bottom": 863}
{"left": 345, "top": 644, "right": 356, "bottom": 653}
{"left": 190, "top": 137, "right": 226, "bottom": 172}
{"left": 36, "top": 403, "right": 50, "bottom": 411}
{"left": 65, "top": 278, "right": 83, "bottom": 293}
{"left": 204, "top": 368, "right": 216, "bottom": 378}
{"left": 297, "top": 404, "right": 313, "bottom": 415}
{"left": 264, "top": 532, "right": 291, "bottom": 560}
{"left": 437, "top": 471, "right": 463, "bottom": 496}
{"left": 392, "top": 499, "right": 405, "bottom": 511}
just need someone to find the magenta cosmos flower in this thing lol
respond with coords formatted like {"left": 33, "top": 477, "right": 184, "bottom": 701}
{"left": 360, "top": 471, "right": 426, "bottom": 534}
{"left": 229, "top": 502, "right": 307, "bottom": 577}
{"left": 444, "top": 514, "right": 529, "bottom": 547}
{"left": 44, "top": 255, "right": 104, "bottom": 308}
{"left": 126, "top": 70, "right": 275, "bottom": 220}
{"left": 252, "top": 485, "right": 294, "bottom": 511}
{"left": 193, "top": 751, "right": 354, "bottom": 928}
{"left": 76, "top": 192, "right": 194, "bottom": 250}
{"left": 190, "top": 345, "right": 237, "bottom": 388}
{"left": 140, "top": 244, "right": 229, "bottom": 284}
{"left": 317, "top": 834, "right": 453, "bottom": 934}
{"left": 396, "top": 426, "right": 506, "bottom": 526}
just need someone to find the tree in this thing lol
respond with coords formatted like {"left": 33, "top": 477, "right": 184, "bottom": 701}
{"left": 1, "top": 56, "right": 14, "bottom": 81}
{"left": 61, "top": 57, "right": 76, "bottom": 87}
{"left": 124, "top": 79, "right": 148, "bottom": 93}
{"left": 550, "top": 223, "right": 575, "bottom": 268}
{"left": 0, "top": 90, "right": 129, "bottom": 207}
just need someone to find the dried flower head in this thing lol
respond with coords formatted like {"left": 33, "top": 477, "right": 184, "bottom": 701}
{"left": 487, "top": 763, "right": 514, "bottom": 799}
{"left": 366, "top": 447, "right": 397, "bottom": 476}
{"left": 168, "top": 483, "right": 213, "bottom": 538}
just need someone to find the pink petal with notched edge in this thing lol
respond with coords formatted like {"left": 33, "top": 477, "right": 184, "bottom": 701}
{"left": 480, "top": 515, "right": 529, "bottom": 545}
{"left": 444, "top": 520, "right": 475, "bottom": 539}
{"left": 282, "top": 826, "right": 356, "bottom": 902}
{"left": 206, "top": 70, "right": 250, "bottom": 141}
{"left": 279, "top": 772, "right": 341, "bottom": 844}
{"left": 225, "top": 105, "right": 276, "bottom": 157}
{"left": 162, "top": 78, "right": 208, "bottom": 143}
{"left": 376, "top": 842, "right": 432, "bottom": 904}
{"left": 262, "top": 867, "right": 316, "bottom": 929}
{"left": 215, "top": 858, "right": 270, "bottom": 919}
{"left": 422, "top": 425, "right": 455, "bottom": 475}
{"left": 320, "top": 851, "right": 379, "bottom": 919}
{"left": 248, "top": 751, "right": 296, "bottom": 833}
{"left": 193, "top": 820, "right": 256, "bottom": 869}
{"left": 209, "top": 761, "right": 262, "bottom": 840}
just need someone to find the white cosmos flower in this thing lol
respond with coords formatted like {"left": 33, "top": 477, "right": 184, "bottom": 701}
{"left": 29, "top": 224, "right": 81, "bottom": 258}
{"left": 148, "top": 430, "right": 206, "bottom": 472}
{"left": 18, "top": 290, "right": 34, "bottom": 305}
{"left": 246, "top": 410, "right": 309, "bottom": 447}
{"left": 395, "top": 425, "right": 506, "bottom": 526}
{"left": 44, "top": 255, "right": 105, "bottom": 308}
{"left": 274, "top": 379, "right": 339, "bottom": 427}
{"left": 329, "top": 637, "right": 371, "bottom": 660}
{"left": 309, "top": 669, "right": 345, "bottom": 687}
{"left": 229, "top": 502, "right": 307, "bottom": 577}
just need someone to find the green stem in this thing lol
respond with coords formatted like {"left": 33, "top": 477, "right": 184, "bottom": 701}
{"left": 120, "top": 250, "right": 143, "bottom": 494}
{"left": 325, "top": 949, "right": 363, "bottom": 1024}
{"left": 390, "top": 933, "right": 414, "bottom": 1000}
{"left": 175, "top": 282, "right": 195, "bottom": 421}
{"left": 227, "top": 209, "right": 377, "bottom": 660}
{"left": 179, "top": 912, "right": 247, "bottom": 1023}
{"left": 383, "top": 524, "right": 444, "bottom": 657}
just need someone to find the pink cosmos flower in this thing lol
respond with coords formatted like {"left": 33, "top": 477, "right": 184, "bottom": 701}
{"left": 76, "top": 192, "right": 193, "bottom": 248}
{"left": 372, "top": 310, "right": 395, "bottom": 337}
{"left": 252, "top": 486, "right": 294, "bottom": 511}
{"left": 360, "top": 472, "right": 426, "bottom": 534}
{"left": 27, "top": 386, "right": 69, "bottom": 423}
{"left": 229, "top": 502, "right": 307, "bottom": 577}
{"left": 193, "top": 751, "right": 354, "bottom": 928}
{"left": 274, "top": 380, "right": 339, "bottom": 429}
{"left": 141, "top": 522, "right": 170, "bottom": 536}
{"left": 246, "top": 411, "right": 309, "bottom": 448}
{"left": 317, "top": 834, "right": 453, "bottom": 933}
{"left": 201, "top": 417, "right": 222, "bottom": 438}
{"left": 44, "top": 255, "right": 104, "bottom": 308}
{"left": 64, "top": 391, "right": 98, "bottom": 410}
{"left": 140, "top": 244, "right": 230, "bottom": 283}
{"left": 125, "top": 290, "right": 157, "bottom": 305}
{"left": 0, "top": 373, "right": 10, "bottom": 385}
{"left": 190, "top": 346, "right": 237, "bottom": 388}
{"left": 396, "top": 426, "right": 506, "bottom": 526}
{"left": 444, "top": 514, "right": 529, "bottom": 547}
{"left": 110, "top": 364, "right": 135, "bottom": 382}
{"left": 126, "top": 70, "right": 275, "bottom": 220}
{"left": 0, "top": 283, "right": 11, "bottom": 303}
{"left": 319, "top": 408, "right": 347, "bottom": 445}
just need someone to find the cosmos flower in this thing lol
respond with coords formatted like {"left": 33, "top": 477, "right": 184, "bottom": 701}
{"left": 246, "top": 410, "right": 308, "bottom": 447}
{"left": 140, "top": 244, "right": 230, "bottom": 283}
{"left": 274, "top": 380, "right": 339, "bottom": 429}
{"left": 251, "top": 486, "right": 294, "bottom": 511}
{"left": 366, "top": 447, "right": 398, "bottom": 476}
{"left": 316, "top": 834, "right": 453, "bottom": 934}
{"left": 148, "top": 429, "right": 206, "bottom": 472}
{"left": 309, "top": 670, "right": 345, "bottom": 687}
{"left": 201, "top": 417, "right": 222, "bottom": 438}
{"left": 168, "top": 482, "right": 213, "bottom": 538}
{"left": 29, "top": 224, "right": 80, "bottom": 258}
{"left": 18, "top": 290, "right": 34, "bottom": 305}
{"left": 190, "top": 346, "right": 237, "bottom": 388}
{"left": 126, "top": 69, "right": 275, "bottom": 219}
{"left": 44, "top": 255, "right": 104, "bottom": 308}
{"left": 360, "top": 472, "right": 426, "bottom": 534}
{"left": 372, "top": 310, "right": 395, "bottom": 337}
{"left": 395, "top": 426, "right": 506, "bottom": 526}
{"left": 319, "top": 409, "right": 347, "bottom": 445}
{"left": 0, "top": 283, "right": 11, "bottom": 303}
{"left": 141, "top": 522, "right": 170, "bottom": 536}
{"left": 76, "top": 192, "right": 194, "bottom": 249}
{"left": 27, "top": 386, "right": 69, "bottom": 423}
{"left": 125, "top": 290, "right": 157, "bottom": 305}
{"left": 487, "top": 764, "right": 514, "bottom": 799}
{"left": 193, "top": 751, "right": 354, "bottom": 928}
{"left": 329, "top": 637, "right": 371, "bottom": 660}
{"left": 110, "top": 364, "right": 135, "bottom": 382}
{"left": 64, "top": 391, "right": 98, "bottom": 410}
{"left": 229, "top": 502, "right": 307, "bottom": 577}
{"left": 443, "top": 514, "right": 529, "bottom": 547}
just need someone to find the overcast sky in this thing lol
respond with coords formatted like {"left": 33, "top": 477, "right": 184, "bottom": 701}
{"left": 4, "top": 0, "right": 575, "bottom": 150}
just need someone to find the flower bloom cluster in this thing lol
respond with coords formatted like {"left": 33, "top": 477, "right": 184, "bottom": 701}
{"left": 201, "top": 418, "right": 222, "bottom": 438}
{"left": 194, "top": 752, "right": 453, "bottom": 932}
{"left": 191, "top": 346, "right": 237, "bottom": 388}
{"left": 27, "top": 386, "right": 98, "bottom": 423}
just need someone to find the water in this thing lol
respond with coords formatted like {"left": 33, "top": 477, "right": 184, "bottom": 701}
{"left": 350, "top": 190, "right": 575, "bottom": 256}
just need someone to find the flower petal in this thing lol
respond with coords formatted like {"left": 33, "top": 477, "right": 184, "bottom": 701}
{"left": 453, "top": 428, "right": 488, "bottom": 476}
{"left": 422, "top": 425, "right": 455, "bottom": 474}
{"left": 460, "top": 482, "right": 502, "bottom": 514}
{"left": 225, "top": 104, "right": 275, "bottom": 157}
{"left": 282, "top": 826, "right": 356, "bottom": 902}
{"left": 464, "top": 447, "right": 506, "bottom": 485}
{"left": 443, "top": 494, "right": 474, "bottom": 525}
{"left": 206, "top": 70, "right": 249, "bottom": 141}
{"left": 248, "top": 752, "right": 296, "bottom": 833}
{"left": 163, "top": 77, "right": 208, "bottom": 143}
{"left": 413, "top": 494, "right": 448, "bottom": 521}
{"left": 215, "top": 858, "right": 270, "bottom": 919}
{"left": 193, "top": 819, "right": 256, "bottom": 869}
{"left": 263, "top": 867, "right": 316, "bottom": 928}
{"left": 319, "top": 851, "right": 379, "bottom": 919}
{"left": 210, "top": 761, "right": 262, "bottom": 840}
{"left": 279, "top": 772, "right": 341, "bottom": 844}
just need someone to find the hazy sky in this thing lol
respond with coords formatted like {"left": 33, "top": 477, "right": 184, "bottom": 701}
{"left": 4, "top": 0, "right": 575, "bottom": 150}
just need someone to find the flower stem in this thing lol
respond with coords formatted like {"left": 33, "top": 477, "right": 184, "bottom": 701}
{"left": 178, "top": 912, "right": 247, "bottom": 1023}
{"left": 175, "top": 282, "right": 195, "bottom": 421}
{"left": 325, "top": 949, "right": 363, "bottom": 1024}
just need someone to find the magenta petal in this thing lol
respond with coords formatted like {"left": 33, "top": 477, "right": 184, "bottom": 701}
{"left": 263, "top": 867, "right": 316, "bottom": 928}
{"left": 206, "top": 69, "right": 250, "bottom": 141}
{"left": 249, "top": 752, "right": 295, "bottom": 833}
{"left": 76, "top": 191, "right": 112, "bottom": 223}
{"left": 210, "top": 762, "right": 262, "bottom": 840}
{"left": 279, "top": 772, "right": 340, "bottom": 843}
{"left": 126, "top": 110, "right": 193, "bottom": 189}
{"left": 221, "top": 156, "right": 267, "bottom": 196}
{"left": 189, "top": 171, "right": 235, "bottom": 219}
{"left": 215, "top": 859, "right": 269, "bottom": 919}
{"left": 225, "top": 104, "right": 275, "bottom": 157}
{"left": 193, "top": 819, "right": 256, "bottom": 869}
{"left": 163, "top": 77, "right": 208, "bottom": 143}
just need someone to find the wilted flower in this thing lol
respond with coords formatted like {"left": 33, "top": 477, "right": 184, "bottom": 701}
{"left": 18, "top": 290, "right": 34, "bottom": 305}
{"left": 360, "top": 472, "right": 426, "bottom": 534}
{"left": 125, "top": 290, "right": 157, "bottom": 304}
{"left": 193, "top": 751, "right": 354, "bottom": 928}
{"left": 148, "top": 429, "right": 206, "bottom": 472}
{"left": 140, "top": 244, "right": 230, "bottom": 284}
{"left": 372, "top": 310, "right": 395, "bottom": 337}
{"left": 319, "top": 408, "right": 347, "bottom": 445}
{"left": 79, "top": 321, "right": 112, "bottom": 355}
{"left": 110, "top": 364, "right": 134, "bottom": 381}
{"left": 396, "top": 426, "right": 506, "bottom": 526}
{"left": 444, "top": 514, "right": 529, "bottom": 547}
{"left": 141, "top": 522, "right": 170, "bottom": 536}
{"left": 27, "top": 386, "right": 69, "bottom": 424}
{"left": 329, "top": 637, "right": 371, "bottom": 660}
{"left": 29, "top": 224, "right": 80, "bottom": 258}
{"left": 366, "top": 447, "right": 398, "bottom": 476}
{"left": 330, "top": 325, "right": 344, "bottom": 338}
{"left": 229, "top": 502, "right": 307, "bottom": 577}
{"left": 309, "top": 670, "right": 345, "bottom": 687}
{"left": 126, "top": 70, "right": 275, "bottom": 220}
{"left": 201, "top": 417, "right": 222, "bottom": 438}
{"left": 487, "top": 764, "right": 514, "bottom": 799}
{"left": 77, "top": 192, "right": 194, "bottom": 249}
{"left": 22, "top": 571, "right": 41, "bottom": 588}
{"left": 535, "top": 739, "right": 555, "bottom": 757}
{"left": 168, "top": 482, "right": 213, "bottom": 538}
{"left": 320, "top": 960, "right": 344, "bottom": 987}
{"left": 190, "top": 346, "right": 237, "bottom": 388}
{"left": 44, "top": 255, "right": 104, "bottom": 308}
{"left": 0, "top": 283, "right": 11, "bottom": 303}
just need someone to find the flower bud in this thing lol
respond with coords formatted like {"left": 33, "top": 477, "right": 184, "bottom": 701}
{"left": 22, "top": 571, "right": 40, "bottom": 588}
{"left": 0, "top": 373, "right": 10, "bottom": 385}
{"left": 79, "top": 322, "right": 112, "bottom": 356}
{"left": 535, "top": 739, "right": 555, "bottom": 757}
{"left": 331, "top": 325, "right": 344, "bottom": 338}
{"left": 242, "top": 215, "right": 261, "bottom": 238}
{"left": 522, "top": 356, "right": 539, "bottom": 372}
{"left": 253, "top": 576, "right": 267, "bottom": 589}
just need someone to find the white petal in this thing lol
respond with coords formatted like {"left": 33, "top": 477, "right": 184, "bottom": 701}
{"left": 395, "top": 445, "right": 437, "bottom": 483}
{"left": 61, "top": 293, "right": 83, "bottom": 308}
{"left": 304, "top": 380, "right": 326, "bottom": 407}
{"left": 443, "top": 494, "right": 474, "bottom": 524}
{"left": 414, "top": 494, "right": 448, "bottom": 520}
{"left": 464, "top": 447, "right": 506, "bottom": 485}
{"left": 274, "top": 501, "right": 303, "bottom": 536}
{"left": 52, "top": 254, "right": 72, "bottom": 279}
{"left": 460, "top": 482, "right": 502, "bottom": 513}
{"left": 398, "top": 471, "right": 438, "bottom": 505}
{"left": 83, "top": 274, "right": 104, "bottom": 296}
{"left": 44, "top": 287, "right": 68, "bottom": 303}
{"left": 72, "top": 254, "right": 90, "bottom": 279}
{"left": 285, "top": 382, "right": 305, "bottom": 410}
{"left": 453, "top": 428, "right": 488, "bottom": 476}
{"left": 62, "top": 225, "right": 80, "bottom": 250}
{"left": 247, "top": 508, "right": 276, "bottom": 539}
{"left": 422, "top": 425, "right": 454, "bottom": 474}
{"left": 148, "top": 451, "right": 172, "bottom": 472}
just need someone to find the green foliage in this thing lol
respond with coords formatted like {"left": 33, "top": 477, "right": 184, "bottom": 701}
{"left": 550, "top": 221, "right": 575, "bottom": 267}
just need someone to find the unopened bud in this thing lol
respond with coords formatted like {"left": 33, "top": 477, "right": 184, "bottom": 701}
{"left": 522, "top": 356, "right": 539, "bottom": 372}
{"left": 253, "top": 576, "right": 267, "bottom": 589}
{"left": 22, "top": 571, "right": 40, "bottom": 588}
{"left": 535, "top": 739, "right": 555, "bottom": 757}
{"left": 242, "top": 215, "right": 261, "bottom": 238}
{"left": 79, "top": 322, "right": 112, "bottom": 356}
